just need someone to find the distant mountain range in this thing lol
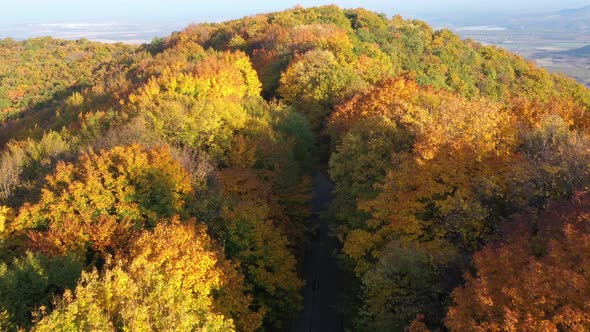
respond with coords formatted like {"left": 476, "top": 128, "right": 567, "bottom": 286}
{"left": 559, "top": 4, "right": 590, "bottom": 16}
{"left": 506, "top": 5, "right": 590, "bottom": 32}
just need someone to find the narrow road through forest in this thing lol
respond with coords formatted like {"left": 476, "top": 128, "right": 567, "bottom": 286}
{"left": 290, "top": 171, "right": 344, "bottom": 332}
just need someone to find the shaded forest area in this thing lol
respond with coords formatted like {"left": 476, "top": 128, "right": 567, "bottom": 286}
{"left": 1, "top": 5, "right": 590, "bottom": 331}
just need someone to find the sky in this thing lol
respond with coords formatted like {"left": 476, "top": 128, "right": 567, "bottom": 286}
{"left": 3, "top": 0, "right": 590, "bottom": 24}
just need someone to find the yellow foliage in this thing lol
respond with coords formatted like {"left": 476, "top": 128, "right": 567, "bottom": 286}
{"left": 18, "top": 145, "right": 192, "bottom": 257}
{"left": 0, "top": 206, "right": 13, "bottom": 236}
{"left": 129, "top": 51, "right": 261, "bottom": 106}
{"left": 34, "top": 219, "right": 239, "bottom": 331}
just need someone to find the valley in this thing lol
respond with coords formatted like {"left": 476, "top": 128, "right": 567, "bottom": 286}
{"left": 449, "top": 5, "right": 590, "bottom": 87}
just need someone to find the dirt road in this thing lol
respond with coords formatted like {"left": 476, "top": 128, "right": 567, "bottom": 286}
{"left": 290, "top": 172, "right": 344, "bottom": 332}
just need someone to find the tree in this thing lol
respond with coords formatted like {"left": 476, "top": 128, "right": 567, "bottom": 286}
{"left": 216, "top": 167, "right": 304, "bottom": 328}
{"left": 0, "top": 206, "right": 14, "bottom": 237}
{"left": 445, "top": 193, "right": 590, "bottom": 331}
{"left": 329, "top": 116, "right": 412, "bottom": 238}
{"left": 0, "top": 252, "right": 82, "bottom": 329}
{"left": 326, "top": 77, "right": 421, "bottom": 144}
{"left": 18, "top": 144, "right": 192, "bottom": 259}
{"left": 278, "top": 50, "right": 364, "bottom": 129}
{"left": 34, "top": 219, "right": 253, "bottom": 331}
{"left": 3, "top": 6, "right": 590, "bottom": 332}
{"left": 520, "top": 115, "right": 590, "bottom": 204}
{"left": 129, "top": 51, "right": 261, "bottom": 104}
{"left": 330, "top": 77, "right": 522, "bottom": 275}
{"left": 357, "top": 240, "right": 458, "bottom": 331}
{"left": 126, "top": 51, "right": 265, "bottom": 163}
{"left": 0, "top": 37, "right": 132, "bottom": 123}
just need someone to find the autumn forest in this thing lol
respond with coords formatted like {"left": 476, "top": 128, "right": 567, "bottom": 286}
{"left": 1, "top": 5, "right": 590, "bottom": 331}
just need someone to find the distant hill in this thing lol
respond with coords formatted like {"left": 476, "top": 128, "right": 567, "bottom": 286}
{"left": 557, "top": 44, "right": 590, "bottom": 57}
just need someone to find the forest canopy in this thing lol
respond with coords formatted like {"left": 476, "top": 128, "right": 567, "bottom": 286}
{"left": 1, "top": 5, "right": 590, "bottom": 331}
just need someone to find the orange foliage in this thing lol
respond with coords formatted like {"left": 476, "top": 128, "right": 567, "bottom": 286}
{"left": 329, "top": 77, "right": 517, "bottom": 158}
{"left": 18, "top": 145, "right": 192, "bottom": 258}
{"left": 445, "top": 193, "right": 590, "bottom": 331}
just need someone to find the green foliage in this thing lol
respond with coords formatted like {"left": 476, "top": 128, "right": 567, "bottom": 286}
{"left": 358, "top": 241, "right": 458, "bottom": 331}
{"left": 0, "top": 252, "right": 82, "bottom": 329}
{"left": 216, "top": 167, "right": 304, "bottom": 328}
{"left": 278, "top": 50, "right": 361, "bottom": 106}
{"left": 278, "top": 50, "right": 365, "bottom": 129}
{"left": 0, "top": 130, "right": 71, "bottom": 206}
{"left": 329, "top": 116, "right": 413, "bottom": 232}
{"left": 272, "top": 104, "right": 315, "bottom": 169}
{"left": 0, "top": 37, "right": 133, "bottom": 122}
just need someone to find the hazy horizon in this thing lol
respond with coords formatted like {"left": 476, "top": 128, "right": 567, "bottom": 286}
{"left": 3, "top": 0, "right": 590, "bottom": 23}
{"left": 0, "top": 1, "right": 588, "bottom": 44}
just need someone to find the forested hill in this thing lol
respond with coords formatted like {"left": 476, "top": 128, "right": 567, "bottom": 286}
{"left": 1, "top": 5, "right": 590, "bottom": 331}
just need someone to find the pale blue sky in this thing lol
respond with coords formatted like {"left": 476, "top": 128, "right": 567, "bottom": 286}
{"left": 3, "top": 0, "right": 590, "bottom": 24}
